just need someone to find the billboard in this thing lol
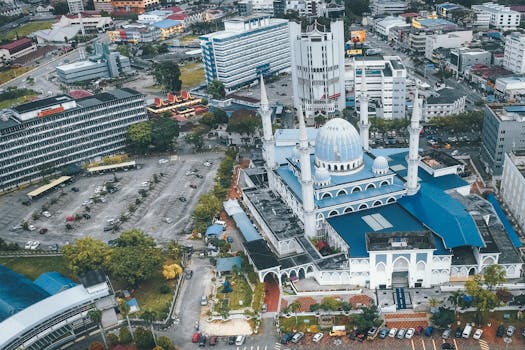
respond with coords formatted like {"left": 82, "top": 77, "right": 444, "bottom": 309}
{"left": 346, "top": 49, "right": 363, "bottom": 56}
{"left": 37, "top": 106, "right": 64, "bottom": 118}
{"left": 350, "top": 30, "right": 366, "bottom": 43}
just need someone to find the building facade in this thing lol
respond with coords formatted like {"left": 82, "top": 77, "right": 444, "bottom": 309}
{"left": 107, "top": 24, "right": 161, "bottom": 44}
{"left": 0, "top": 38, "right": 37, "bottom": 62}
{"left": 501, "top": 151, "right": 525, "bottom": 233}
{"left": 472, "top": 2, "right": 521, "bottom": 30}
{"left": 374, "top": 16, "right": 410, "bottom": 38}
{"left": 503, "top": 32, "right": 525, "bottom": 74}
{"left": 449, "top": 48, "right": 491, "bottom": 75}
{"left": 0, "top": 89, "right": 146, "bottom": 191}
{"left": 67, "top": 0, "right": 84, "bottom": 14}
{"left": 370, "top": 0, "right": 408, "bottom": 16}
{"left": 495, "top": 76, "right": 525, "bottom": 102}
{"left": 424, "top": 30, "right": 473, "bottom": 61}
{"left": 200, "top": 15, "right": 293, "bottom": 92}
{"left": 480, "top": 104, "right": 525, "bottom": 177}
{"left": 349, "top": 55, "right": 407, "bottom": 120}
{"left": 291, "top": 20, "right": 345, "bottom": 123}
{"left": 94, "top": 0, "right": 113, "bottom": 12}
{"left": 111, "top": 0, "right": 159, "bottom": 14}
{"left": 423, "top": 88, "right": 466, "bottom": 121}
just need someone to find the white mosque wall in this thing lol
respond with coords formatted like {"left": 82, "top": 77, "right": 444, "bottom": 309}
{"left": 502, "top": 264, "right": 522, "bottom": 279}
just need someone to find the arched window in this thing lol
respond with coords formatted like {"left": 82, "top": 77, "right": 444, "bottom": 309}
{"left": 373, "top": 200, "right": 382, "bottom": 207}
{"left": 328, "top": 210, "right": 338, "bottom": 217}
{"left": 344, "top": 207, "right": 353, "bottom": 213}
{"left": 387, "top": 197, "right": 396, "bottom": 203}
{"left": 352, "top": 186, "right": 361, "bottom": 193}
{"left": 336, "top": 189, "right": 348, "bottom": 196}
{"left": 376, "top": 262, "right": 386, "bottom": 272}
{"left": 366, "top": 183, "right": 376, "bottom": 190}
{"left": 380, "top": 180, "right": 390, "bottom": 187}
{"left": 322, "top": 192, "right": 332, "bottom": 199}
{"left": 358, "top": 203, "right": 368, "bottom": 210}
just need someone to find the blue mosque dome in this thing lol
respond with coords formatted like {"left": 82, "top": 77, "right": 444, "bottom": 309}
{"left": 372, "top": 156, "right": 389, "bottom": 175}
{"left": 314, "top": 118, "right": 364, "bottom": 174}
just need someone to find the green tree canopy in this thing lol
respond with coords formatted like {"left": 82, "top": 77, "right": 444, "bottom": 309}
{"left": 227, "top": 109, "right": 261, "bottom": 135}
{"left": 186, "top": 126, "right": 206, "bottom": 151}
{"left": 151, "top": 115, "right": 179, "bottom": 151}
{"left": 115, "top": 229, "right": 156, "bottom": 248}
{"left": 62, "top": 237, "right": 110, "bottom": 274}
{"left": 116, "top": 44, "right": 130, "bottom": 57}
{"left": 431, "top": 307, "right": 455, "bottom": 329}
{"left": 157, "top": 336, "right": 176, "bottom": 350}
{"left": 127, "top": 121, "right": 152, "bottom": 154}
{"left": 465, "top": 274, "right": 499, "bottom": 325}
{"left": 208, "top": 79, "right": 226, "bottom": 99}
{"left": 51, "top": 1, "right": 69, "bottom": 15}
{"left": 483, "top": 264, "right": 506, "bottom": 290}
{"left": 193, "top": 193, "right": 221, "bottom": 233}
{"left": 134, "top": 327, "right": 155, "bottom": 350}
{"left": 152, "top": 61, "right": 182, "bottom": 93}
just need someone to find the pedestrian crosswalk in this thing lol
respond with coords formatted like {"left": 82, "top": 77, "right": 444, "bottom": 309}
{"left": 479, "top": 339, "right": 489, "bottom": 350}
{"left": 235, "top": 346, "right": 272, "bottom": 350}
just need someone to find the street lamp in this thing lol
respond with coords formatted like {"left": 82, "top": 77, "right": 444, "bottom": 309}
{"left": 504, "top": 337, "right": 512, "bottom": 350}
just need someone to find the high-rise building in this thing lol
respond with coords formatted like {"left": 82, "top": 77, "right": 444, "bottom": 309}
{"left": 480, "top": 104, "right": 525, "bottom": 177}
{"left": 273, "top": 0, "right": 285, "bottom": 17}
{"left": 291, "top": 20, "right": 345, "bottom": 123}
{"left": 67, "top": 0, "right": 84, "bottom": 14}
{"left": 111, "top": 0, "right": 159, "bottom": 14}
{"left": 200, "top": 15, "right": 293, "bottom": 92}
{"left": 501, "top": 151, "right": 525, "bottom": 232}
{"left": 503, "top": 32, "right": 525, "bottom": 74}
{"left": 350, "top": 55, "right": 407, "bottom": 120}
{"left": 472, "top": 2, "right": 521, "bottom": 30}
{"left": 0, "top": 89, "right": 146, "bottom": 191}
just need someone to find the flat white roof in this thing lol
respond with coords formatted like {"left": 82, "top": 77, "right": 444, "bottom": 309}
{"left": 57, "top": 60, "right": 99, "bottom": 71}
{"left": 87, "top": 161, "right": 136, "bottom": 173}
{"left": 0, "top": 284, "right": 109, "bottom": 348}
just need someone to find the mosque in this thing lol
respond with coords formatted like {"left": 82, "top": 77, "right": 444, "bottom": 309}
{"left": 237, "top": 76, "right": 523, "bottom": 291}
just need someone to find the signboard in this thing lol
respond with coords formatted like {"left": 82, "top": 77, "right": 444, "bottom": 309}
{"left": 350, "top": 30, "right": 366, "bottom": 43}
{"left": 37, "top": 106, "right": 64, "bottom": 118}
{"left": 346, "top": 49, "right": 363, "bottom": 56}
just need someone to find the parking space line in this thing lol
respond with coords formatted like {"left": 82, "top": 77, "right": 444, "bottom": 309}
{"left": 411, "top": 339, "right": 415, "bottom": 350}
{"left": 421, "top": 339, "right": 426, "bottom": 350}
{"left": 453, "top": 338, "right": 459, "bottom": 350}
{"left": 432, "top": 338, "right": 437, "bottom": 350}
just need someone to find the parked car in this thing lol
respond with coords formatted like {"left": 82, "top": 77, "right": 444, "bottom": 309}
{"left": 83, "top": 213, "right": 91, "bottom": 219}
{"left": 39, "top": 228, "right": 48, "bottom": 234}
{"left": 347, "top": 330, "right": 357, "bottom": 340}
{"left": 425, "top": 326, "right": 434, "bottom": 337}
{"left": 208, "top": 335, "right": 218, "bottom": 346}
{"left": 30, "top": 241, "right": 40, "bottom": 250}
{"left": 235, "top": 335, "right": 246, "bottom": 345}
{"left": 415, "top": 326, "right": 425, "bottom": 335}
{"left": 185, "top": 270, "right": 193, "bottom": 279}
{"left": 312, "top": 332, "right": 324, "bottom": 343}
{"left": 42, "top": 211, "right": 51, "bottom": 218}
{"left": 191, "top": 333, "right": 200, "bottom": 343}
{"left": 397, "top": 328, "right": 406, "bottom": 339}
{"left": 280, "top": 333, "right": 293, "bottom": 344}
{"left": 178, "top": 196, "right": 187, "bottom": 202}
{"left": 25, "top": 241, "right": 33, "bottom": 249}
{"left": 455, "top": 327, "right": 463, "bottom": 338}
{"left": 227, "top": 236, "right": 234, "bottom": 243}
{"left": 198, "top": 334, "right": 207, "bottom": 347}
{"left": 368, "top": 327, "right": 378, "bottom": 337}
{"left": 442, "top": 343, "right": 455, "bottom": 350}
{"left": 496, "top": 325, "right": 505, "bottom": 337}
{"left": 200, "top": 295, "right": 208, "bottom": 306}
{"left": 228, "top": 336, "right": 236, "bottom": 345}
{"left": 405, "top": 328, "right": 415, "bottom": 339}
{"left": 291, "top": 332, "right": 304, "bottom": 343}
{"left": 379, "top": 328, "right": 389, "bottom": 339}
{"left": 389, "top": 328, "right": 398, "bottom": 338}
{"left": 190, "top": 184, "right": 197, "bottom": 189}
{"left": 28, "top": 225, "right": 36, "bottom": 231}
{"left": 507, "top": 326, "right": 516, "bottom": 337}
{"left": 473, "top": 329, "right": 483, "bottom": 340}
{"left": 442, "top": 328, "right": 451, "bottom": 339}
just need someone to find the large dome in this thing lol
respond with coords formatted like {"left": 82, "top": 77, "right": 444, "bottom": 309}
{"left": 314, "top": 118, "right": 364, "bottom": 174}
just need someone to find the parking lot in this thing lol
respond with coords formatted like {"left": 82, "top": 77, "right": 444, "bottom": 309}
{"left": 0, "top": 152, "right": 223, "bottom": 249}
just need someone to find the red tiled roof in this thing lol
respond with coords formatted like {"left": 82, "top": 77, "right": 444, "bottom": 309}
{"left": 400, "top": 12, "right": 418, "bottom": 18}
{"left": 69, "top": 90, "right": 93, "bottom": 99}
{"left": 510, "top": 5, "right": 525, "bottom": 12}
{"left": 0, "top": 38, "right": 32, "bottom": 50}
{"left": 165, "top": 6, "right": 184, "bottom": 13}
{"left": 168, "top": 13, "right": 187, "bottom": 20}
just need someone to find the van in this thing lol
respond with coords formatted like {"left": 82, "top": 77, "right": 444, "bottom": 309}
{"left": 214, "top": 220, "right": 226, "bottom": 228}
{"left": 462, "top": 324, "right": 472, "bottom": 338}
{"left": 235, "top": 335, "right": 245, "bottom": 345}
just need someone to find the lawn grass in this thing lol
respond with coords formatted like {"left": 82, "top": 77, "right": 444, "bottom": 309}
{"left": 130, "top": 268, "right": 176, "bottom": 320}
{"left": 0, "top": 66, "right": 34, "bottom": 85}
{"left": 0, "top": 93, "right": 37, "bottom": 109}
{"left": 0, "top": 256, "right": 74, "bottom": 280}
{"left": 0, "top": 20, "right": 55, "bottom": 41}
{"left": 458, "top": 310, "right": 525, "bottom": 327}
{"left": 279, "top": 315, "right": 318, "bottom": 333}
{"left": 180, "top": 34, "right": 199, "bottom": 44}
{"left": 216, "top": 274, "right": 252, "bottom": 310}
{"left": 180, "top": 62, "right": 205, "bottom": 89}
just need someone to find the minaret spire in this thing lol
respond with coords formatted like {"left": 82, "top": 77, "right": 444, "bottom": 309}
{"left": 359, "top": 59, "right": 370, "bottom": 151}
{"left": 406, "top": 86, "right": 422, "bottom": 195}
{"left": 297, "top": 106, "right": 316, "bottom": 237}
{"left": 260, "top": 75, "right": 275, "bottom": 169}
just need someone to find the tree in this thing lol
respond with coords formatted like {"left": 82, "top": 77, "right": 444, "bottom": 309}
{"left": 465, "top": 274, "right": 499, "bottom": 325}
{"left": 88, "top": 309, "right": 107, "bottom": 348}
{"left": 207, "top": 79, "right": 225, "bottom": 99}
{"left": 483, "top": 264, "right": 506, "bottom": 290}
{"left": 448, "top": 290, "right": 463, "bottom": 316}
{"left": 167, "top": 240, "right": 183, "bottom": 260}
{"left": 289, "top": 301, "right": 301, "bottom": 324}
{"left": 214, "top": 108, "right": 228, "bottom": 124}
{"left": 353, "top": 305, "right": 382, "bottom": 330}
{"left": 431, "top": 307, "right": 455, "bottom": 329}
{"left": 140, "top": 310, "right": 158, "bottom": 346}
{"left": 107, "top": 333, "right": 119, "bottom": 346}
{"left": 428, "top": 297, "right": 441, "bottom": 313}
{"left": 152, "top": 61, "right": 182, "bottom": 93}
{"left": 162, "top": 263, "right": 182, "bottom": 279}
{"left": 61, "top": 237, "right": 110, "bottom": 274}
{"left": 51, "top": 1, "right": 69, "bottom": 15}
{"left": 156, "top": 336, "right": 176, "bottom": 350}
{"left": 193, "top": 193, "right": 222, "bottom": 233}
{"left": 134, "top": 326, "right": 155, "bottom": 350}
{"left": 88, "top": 342, "right": 104, "bottom": 350}
{"left": 115, "top": 228, "right": 156, "bottom": 248}
{"left": 186, "top": 128, "right": 206, "bottom": 151}
{"left": 119, "top": 326, "right": 133, "bottom": 344}
{"left": 227, "top": 110, "right": 261, "bottom": 135}
{"left": 116, "top": 44, "right": 130, "bottom": 57}
{"left": 320, "top": 297, "right": 341, "bottom": 311}
{"left": 151, "top": 115, "right": 179, "bottom": 151}
{"left": 119, "top": 301, "right": 134, "bottom": 341}
{"left": 127, "top": 121, "right": 152, "bottom": 154}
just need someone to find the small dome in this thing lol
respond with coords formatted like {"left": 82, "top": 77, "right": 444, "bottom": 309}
{"left": 314, "top": 118, "right": 363, "bottom": 174}
{"left": 314, "top": 166, "right": 331, "bottom": 186}
{"left": 372, "top": 156, "right": 389, "bottom": 175}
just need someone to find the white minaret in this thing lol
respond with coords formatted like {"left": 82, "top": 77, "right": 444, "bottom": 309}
{"left": 358, "top": 61, "right": 370, "bottom": 151}
{"left": 406, "top": 87, "right": 422, "bottom": 195}
{"left": 297, "top": 105, "right": 316, "bottom": 237}
{"left": 260, "top": 75, "right": 275, "bottom": 170}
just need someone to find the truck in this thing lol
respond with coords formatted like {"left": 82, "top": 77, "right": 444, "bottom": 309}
{"left": 329, "top": 325, "right": 347, "bottom": 337}
{"left": 462, "top": 324, "right": 473, "bottom": 338}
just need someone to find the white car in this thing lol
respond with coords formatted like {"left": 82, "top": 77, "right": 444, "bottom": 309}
{"left": 312, "top": 332, "right": 324, "bottom": 343}
{"left": 28, "top": 225, "right": 36, "bottom": 231}
{"left": 141, "top": 181, "right": 149, "bottom": 186}
{"left": 158, "top": 159, "right": 168, "bottom": 164}
{"left": 42, "top": 211, "right": 51, "bottom": 218}
{"left": 203, "top": 161, "right": 212, "bottom": 167}
{"left": 405, "top": 328, "right": 415, "bottom": 339}
{"left": 388, "top": 328, "right": 398, "bottom": 338}
{"left": 30, "top": 241, "right": 40, "bottom": 250}
{"left": 473, "top": 329, "right": 483, "bottom": 340}
{"left": 25, "top": 241, "right": 33, "bottom": 249}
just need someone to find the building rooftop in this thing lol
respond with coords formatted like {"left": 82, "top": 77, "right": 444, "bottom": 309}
{"left": 242, "top": 239, "right": 280, "bottom": 270}
{"left": 366, "top": 230, "right": 436, "bottom": 252}
{"left": 216, "top": 256, "right": 242, "bottom": 273}
{"left": 486, "top": 104, "right": 525, "bottom": 122}
{"left": 33, "top": 272, "right": 76, "bottom": 295}
{"left": 11, "top": 94, "right": 74, "bottom": 114}
{"left": 0, "top": 38, "right": 32, "bottom": 51}
{"left": 420, "top": 149, "right": 462, "bottom": 170}
{"left": 426, "top": 87, "right": 466, "bottom": 104}
{"left": 152, "top": 19, "right": 182, "bottom": 29}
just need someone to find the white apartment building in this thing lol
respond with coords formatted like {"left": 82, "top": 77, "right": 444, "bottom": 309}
{"left": 423, "top": 88, "right": 466, "bottom": 121}
{"left": 291, "top": 20, "right": 345, "bottom": 123}
{"left": 495, "top": 76, "right": 525, "bottom": 101}
{"left": 501, "top": 151, "right": 525, "bottom": 233}
{"left": 0, "top": 89, "right": 146, "bottom": 191}
{"left": 200, "top": 15, "right": 294, "bottom": 92}
{"left": 472, "top": 2, "right": 521, "bottom": 30}
{"left": 349, "top": 56, "right": 407, "bottom": 120}
{"left": 67, "top": 0, "right": 84, "bottom": 14}
{"left": 504, "top": 32, "right": 525, "bottom": 74}
{"left": 374, "top": 16, "right": 410, "bottom": 38}
{"left": 424, "top": 30, "right": 473, "bottom": 60}
{"left": 370, "top": 0, "right": 408, "bottom": 16}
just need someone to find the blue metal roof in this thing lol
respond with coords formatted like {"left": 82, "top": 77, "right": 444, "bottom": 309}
{"left": 327, "top": 204, "right": 429, "bottom": 258}
{"left": 0, "top": 265, "right": 50, "bottom": 322}
{"left": 206, "top": 224, "right": 224, "bottom": 236}
{"left": 504, "top": 105, "right": 525, "bottom": 113}
{"left": 33, "top": 272, "right": 76, "bottom": 295}
{"left": 486, "top": 193, "right": 523, "bottom": 248}
{"left": 232, "top": 212, "right": 261, "bottom": 242}
{"left": 152, "top": 19, "right": 182, "bottom": 29}
{"left": 216, "top": 256, "right": 242, "bottom": 273}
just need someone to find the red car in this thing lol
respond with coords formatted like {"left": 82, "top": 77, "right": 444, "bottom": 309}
{"left": 209, "top": 335, "right": 218, "bottom": 346}
{"left": 192, "top": 332, "right": 200, "bottom": 343}
{"left": 415, "top": 325, "right": 425, "bottom": 335}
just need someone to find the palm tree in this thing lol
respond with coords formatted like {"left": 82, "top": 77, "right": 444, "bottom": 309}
{"left": 140, "top": 310, "right": 157, "bottom": 346}
{"left": 428, "top": 297, "right": 441, "bottom": 313}
{"left": 289, "top": 301, "right": 301, "bottom": 325}
{"left": 87, "top": 309, "right": 107, "bottom": 348}
{"left": 119, "top": 301, "right": 134, "bottom": 340}
{"left": 448, "top": 290, "right": 463, "bottom": 316}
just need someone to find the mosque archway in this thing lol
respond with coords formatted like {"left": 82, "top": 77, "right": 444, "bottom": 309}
{"left": 416, "top": 261, "right": 426, "bottom": 271}
{"left": 298, "top": 268, "right": 306, "bottom": 279}
{"left": 483, "top": 257, "right": 496, "bottom": 266}
{"left": 289, "top": 270, "right": 298, "bottom": 280}
{"left": 380, "top": 180, "right": 390, "bottom": 187}
{"left": 387, "top": 197, "right": 396, "bottom": 204}
{"left": 328, "top": 210, "right": 339, "bottom": 217}
{"left": 337, "top": 189, "right": 348, "bottom": 196}
{"left": 263, "top": 272, "right": 280, "bottom": 312}
{"left": 366, "top": 183, "right": 376, "bottom": 190}
{"left": 372, "top": 200, "right": 382, "bottom": 207}
{"left": 344, "top": 207, "right": 353, "bottom": 213}
{"left": 468, "top": 267, "right": 476, "bottom": 276}
{"left": 358, "top": 203, "right": 368, "bottom": 210}
{"left": 376, "top": 262, "right": 386, "bottom": 272}
{"left": 352, "top": 186, "right": 362, "bottom": 193}
{"left": 322, "top": 192, "right": 332, "bottom": 199}
{"left": 306, "top": 266, "right": 314, "bottom": 274}
{"left": 393, "top": 257, "right": 409, "bottom": 271}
